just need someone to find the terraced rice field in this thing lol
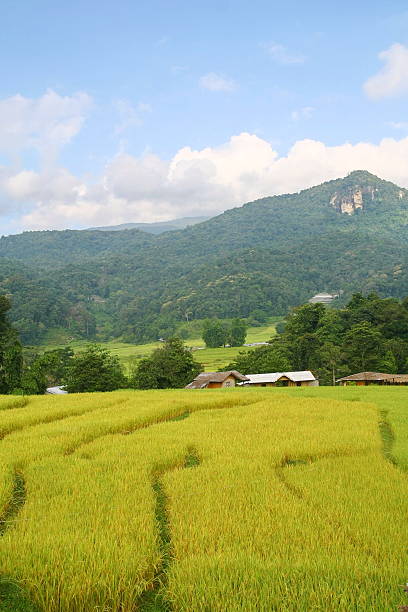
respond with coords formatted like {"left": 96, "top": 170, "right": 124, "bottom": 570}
{"left": 0, "top": 387, "right": 407, "bottom": 611}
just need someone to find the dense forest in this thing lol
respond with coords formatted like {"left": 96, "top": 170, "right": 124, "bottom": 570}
{"left": 2, "top": 170, "right": 408, "bottom": 344}
{"left": 224, "top": 293, "right": 408, "bottom": 385}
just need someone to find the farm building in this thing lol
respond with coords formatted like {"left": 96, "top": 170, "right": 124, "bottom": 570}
{"left": 337, "top": 372, "right": 408, "bottom": 386}
{"left": 243, "top": 371, "right": 318, "bottom": 387}
{"left": 308, "top": 292, "right": 339, "bottom": 304}
{"left": 46, "top": 386, "right": 68, "bottom": 394}
{"left": 185, "top": 371, "right": 248, "bottom": 389}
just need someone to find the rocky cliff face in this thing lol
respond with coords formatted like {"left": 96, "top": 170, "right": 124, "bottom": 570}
{"left": 330, "top": 186, "right": 375, "bottom": 215}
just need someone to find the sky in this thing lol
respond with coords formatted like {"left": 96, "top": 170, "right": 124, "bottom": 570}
{"left": 2, "top": 0, "right": 408, "bottom": 234}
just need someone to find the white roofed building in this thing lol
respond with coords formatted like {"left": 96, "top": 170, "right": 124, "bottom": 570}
{"left": 243, "top": 371, "right": 318, "bottom": 387}
{"left": 46, "top": 386, "right": 68, "bottom": 395}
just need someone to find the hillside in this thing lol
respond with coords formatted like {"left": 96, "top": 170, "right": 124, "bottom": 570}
{"left": 88, "top": 216, "right": 211, "bottom": 234}
{"left": 2, "top": 170, "right": 408, "bottom": 344}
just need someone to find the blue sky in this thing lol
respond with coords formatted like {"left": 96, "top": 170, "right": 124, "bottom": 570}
{"left": 1, "top": 0, "right": 408, "bottom": 233}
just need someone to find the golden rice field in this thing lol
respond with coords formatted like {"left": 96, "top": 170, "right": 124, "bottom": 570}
{"left": 0, "top": 386, "right": 408, "bottom": 611}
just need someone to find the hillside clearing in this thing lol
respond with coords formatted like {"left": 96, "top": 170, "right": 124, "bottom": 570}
{"left": 34, "top": 319, "right": 280, "bottom": 372}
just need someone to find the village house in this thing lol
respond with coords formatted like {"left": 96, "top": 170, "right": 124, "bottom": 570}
{"left": 45, "top": 386, "right": 68, "bottom": 394}
{"left": 185, "top": 371, "right": 248, "bottom": 389}
{"left": 337, "top": 372, "right": 408, "bottom": 386}
{"left": 243, "top": 371, "right": 318, "bottom": 387}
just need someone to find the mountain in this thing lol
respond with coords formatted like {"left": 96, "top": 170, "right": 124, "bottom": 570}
{"left": 87, "top": 216, "right": 211, "bottom": 234}
{"left": 2, "top": 170, "right": 408, "bottom": 344}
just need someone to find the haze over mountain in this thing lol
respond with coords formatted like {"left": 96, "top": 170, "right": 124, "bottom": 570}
{"left": 87, "top": 216, "right": 211, "bottom": 234}
{"left": 1, "top": 170, "right": 408, "bottom": 345}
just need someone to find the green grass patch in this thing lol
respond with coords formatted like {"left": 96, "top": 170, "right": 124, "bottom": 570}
{"left": 32, "top": 319, "right": 280, "bottom": 373}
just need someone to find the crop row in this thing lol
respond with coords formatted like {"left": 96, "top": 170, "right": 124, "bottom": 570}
{"left": 0, "top": 391, "right": 407, "bottom": 610}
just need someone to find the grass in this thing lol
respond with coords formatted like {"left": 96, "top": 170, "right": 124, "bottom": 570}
{"left": 1, "top": 387, "right": 408, "bottom": 610}
{"left": 33, "top": 319, "right": 280, "bottom": 372}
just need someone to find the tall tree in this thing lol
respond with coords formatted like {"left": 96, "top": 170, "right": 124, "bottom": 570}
{"left": 343, "top": 322, "right": 384, "bottom": 372}
{"left": 0, "top": 296, "right": 22, "bottom": 393}
{"left": 229, "top": 318, "right": 248, "bottom": 347}
{"left": 202, "top": 319, "right": 228, "bottom": 348}
{"left": 65, "top": 345, "right": 126, "bottom": 393}
{"left": 130, "top": 337, "right": 202, "bottom": 389}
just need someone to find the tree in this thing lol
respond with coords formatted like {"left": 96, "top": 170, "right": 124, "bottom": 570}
{"left": 222, "top": 338, "right": 291, "bottom": 374}
{"left": 0, "top": 296, "right": 22, "bottom": 393}
{"left": 38, "top": 347, "right": 74, "bottom": 386}
{"left": 130, "top": 337, "right": 202, "bottom": 389}
{"left": 202, "top": 319, "right": 228, "bottom": 348}
{"left": 65, "top": 345, "right": 126, "bottom": 393}
{"left": 20, "top": 356, "right": 48, "bottom": 395}
{"left": 343, "top": 322, "right": 384, "bottom": 372}
{"left": 228, "top": 318, "right": 248, "bottom": 347}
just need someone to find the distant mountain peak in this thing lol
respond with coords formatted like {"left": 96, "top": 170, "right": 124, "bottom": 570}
{"left": 329, "top": 170, "right": 407, "bottom": 215}
{"left": 346, "top": 170, "right": 380, "bottom": 181}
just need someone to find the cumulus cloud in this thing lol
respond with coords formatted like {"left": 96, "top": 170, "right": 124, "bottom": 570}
{"left": 199, "top": 72, "right": 236, "bottom": 92}
{"left": 261, "top": 42, "right": 306, "bottom": 65}
{"left": 364, "top": 43, "right": 408, "bottom": 99}
{"left": 291, "top": 106, "right": 314, "bottom": 121}
{"left": 4, "top": 132, "right": 408, "bottom": 231}
{"left": 0, "top": 89, "right": 92, "bottom": 166}
{"left": 388, "top": 121, "right": 408, "bottom": 130}
{"left": 114, "top": 99, "right": 152, "bottom": 134}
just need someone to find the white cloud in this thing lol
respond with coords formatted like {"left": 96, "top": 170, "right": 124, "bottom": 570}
{"left": 291, "top": 106, "right": 314, "bottom": 121}
{"left": 114, "top": 99, "right": 152, "bottom": 134}
{"left": 388, "top": 121, "right": 408, "bottom": 130}
{"left": 199, "top": 72, "right": 236, "bottom": 92}
{"left": 6, "top": 132, "right": 408, "bottom": 231}
{"left": 261, "top": 42, "right": 306, "bottom": 65}
{"left": 364, "top": 43, "right": 408, "bottom": 99}
{"left": 0, "top": 89, "right": 92, "bottom": 166}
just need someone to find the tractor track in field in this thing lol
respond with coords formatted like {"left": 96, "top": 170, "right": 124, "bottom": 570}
{"left": 66, "top": 398, "right": 264, "bottom": 457}
{"left": 0, "top": 470, "right": 26, "bottom": 537}
{"left": 0, "top": 470, "right": 39, "bottom": 612}
{"left": 0, "top": 396, "right": 129, "bottom": 442}
{"left": 379, "top": 409, "right": 398, "bottom": 467}
{"left": 137, "top": 446, "right": 201, "bottom": 612}
{"left": 275, "top": 449, "right": 384, "bottom": 564}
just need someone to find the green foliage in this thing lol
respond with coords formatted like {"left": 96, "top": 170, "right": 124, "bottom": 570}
{"left": 229, "top": 318, "right": 248, "bottom": 346}
{"left": 223, "top": 338, "right": 291, "bottom": 374}
{"left": 130, "top": 338, "right": 202, "bottom": 389}
{"left": 221, "top": 293, "right": 408, "bottom": 385}
{"left": 202, "top": 318, "right": 247, "bottom": 348}
{"left": 0, "top": 296, "right": 22, "bottom": 393}
{"left": 65, "top": 345, "right": 126, "bottom": 393}
{"left": 202, "top": 319, "right": 228, "bottom": 348}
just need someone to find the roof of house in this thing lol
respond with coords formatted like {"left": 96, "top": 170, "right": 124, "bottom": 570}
{"left": 46, "top": 386, "right": 68, "bottom": 394}
{"left": 244, "top": 371, "right": 317, "bottom": 384}
{"left": 392, "top": 374, "right": 408, "bottom": 382}
{"left": 185, "top": 370, "right": 248, "bottom": 389}
{"left": 336, "top": 372, "right": 395, "bottom": 382}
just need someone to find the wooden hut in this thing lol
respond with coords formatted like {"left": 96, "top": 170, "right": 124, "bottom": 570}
{"left": 185, "top": 371, "right": 248, "bottom": 389}
{"left": 336, "top": 372, "right": 397, "bottom": 386}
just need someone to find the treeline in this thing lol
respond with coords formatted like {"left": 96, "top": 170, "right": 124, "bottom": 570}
{"left": 223, "top": 293, "right": 408, "bottom": 384}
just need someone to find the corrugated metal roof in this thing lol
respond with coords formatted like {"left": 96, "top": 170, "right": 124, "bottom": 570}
{"left": 46, "top": 386, "right": 68, "bottom": 394}
{"left": 245, "top": 371, "right": 316, "bottom": 384}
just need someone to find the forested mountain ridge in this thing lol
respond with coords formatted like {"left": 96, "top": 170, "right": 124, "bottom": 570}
{"left": 2, "top": 170, "right": 408, "bottom": 344}
{"left": 88, "top": 216, "right": 210, "bottom": 234}
{"left": 0, "top": 228, "right": 154, "bottom": 267}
